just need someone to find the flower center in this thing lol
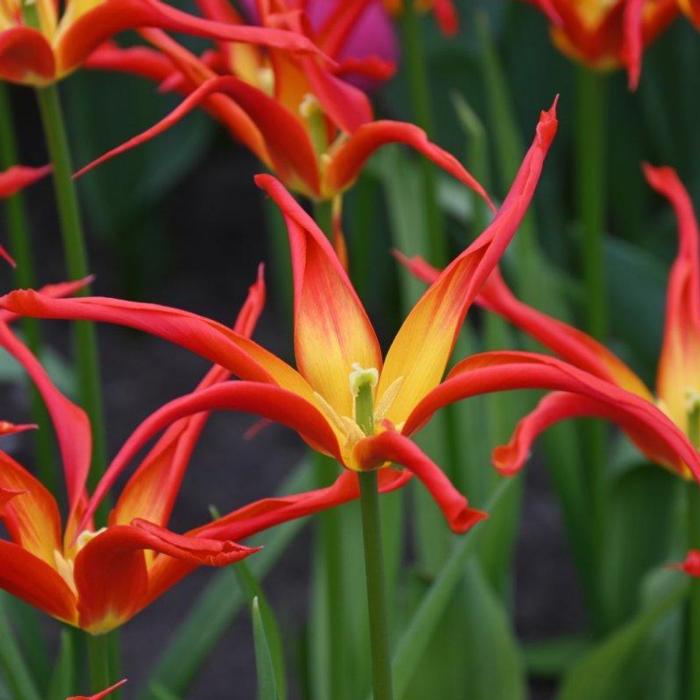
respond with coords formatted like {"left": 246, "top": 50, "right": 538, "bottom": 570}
{"left": 686, "top": 388, "right": 700, "bottom": 448}
{"left": 53, "top": 527, "right": 107, "bottom": 595}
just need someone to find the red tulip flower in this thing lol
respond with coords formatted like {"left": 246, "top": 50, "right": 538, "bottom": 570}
{"left": 525, "top": 0, "right": 679, "bottom": 88}
{"left": 79, "top": 0, "right": 488, "bottom": 205}
{"left": 400, "top": 163, "right": 700, "bottom": 481}
{"left": 0, "top": 0, "right": 326, "bottom": 85}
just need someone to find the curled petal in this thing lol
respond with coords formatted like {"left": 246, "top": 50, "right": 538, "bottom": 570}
{"left": 144, "top": 467, "right": 411, "bottom": 604}
{"left": 335, "top": 56, "right": 396, "bottom": 82}
{"left": 0, "top": 28, "right": 55, "bottom": 83}
{"left": 256, "top": 174, "right": 380, "bottom": 418}
{"left": 0, "top": 290, "right": 314, "bottom": 400}
{"left": 0, "top": 164, "right": 51, "bottom": 197}
{"left": 74, "top": 75, "right": 319, "bottom": 197}
{"left": 54, "top": 0, "right": 328, "bottom": 78}
{"left": 0, "top": 322, "right": 91, "bottom": 528}
{"left": 645, "top": 164, "right": 700, "bottom": 433}
{"left": 84, "top": 381, "right": 341, "bottom": 531}
{"left": 354, "top": 428, "right": 486, "bottom": 533}
{"left": 396, "top": 251, "right": 652, "bottom": 400}
{"left": 492, "top": 391, "right": 693, "bottom": 478}
{"left": 325, "top": 119, "right": 493, "bottom": 203}
{"left": 0, "top": 539, "right": 77, "bottom": 623}
{"left": 74, "top": 522, "right": 257, "bottom": 633}
{"left": 67, "top": 679, "right": 128, "bottom": 700}
{"left": 377, "top": 101, "right": 558, "bottom": 425}
{"left": 405, "top": 351, "right": 700, "bottom": 481}
{"left": 0, "top": 276, "right": 93, "bottom": 325}
{"left": 84, "top": 41, "right": 176, "bottom": 82}
{"left": 111, "top": 267, "right": 265, "bottom": 528}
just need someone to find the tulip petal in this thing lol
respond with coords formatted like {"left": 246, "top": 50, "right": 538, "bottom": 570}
{"left": 111, "top": 267, "right": 266, "bottom": 528}
{"left": 67, "top": 678, "right": 128, "bottom": 700}
{"left": 0, "top": 27, "right": 55, "bottom": 83}
{"left": 0, "top": 290, "right": 315, "bottom": 400}
{"left": 74, "top": 522, "right": 257, "bottom": 633}
{"left": 0, "top": 276, "right": 93, "bottom": 325}
{"left": 0, "top": 539, "right": 77, "bottom": 623}
{"left": 645, "top": 164, "right": 700, "bottom": 434}
{"left": 54, "top": 0, "right": 327, "bottom": 78}
{"left": 256, "top": 174, "right": 381, "bottom": 419}
{"left": 405, "top": 351, "right": 700, "bottom": 481}
{"left": 84, "top": 381, "right": 341, "bottom": 531}
{"left": 325, "top": 119, "right": 493, "bottom": 202}
{"left": 377, "top": 102, "right": 558, "bottom": 425}
{"left": 74, "top": 74, "right": 320, "bottom": 196}
{"left": 0, "top": 322, "right": 92, "bottom": 526}
{"left": 0, "top": 246, "right": 15, "bottom": 268}
{"left": 492, "top": 391, "right": 692, "bottom": 478}
{"left": 143, "top": 467, "right": 411, "bottom": 604}
{"left": 434, "top": 0, "right": 458, "bottom": 36}
{"left": 0, "top": 164, "right": 51, "bottom": 197}
{"left": 622, "top": 0, "right": 644, "bottom": 89}
{"left": 0, "top": 450, "right": 62, "bottom": 564}
{"left": 354, "top": 428, "right": 486, "bottom": 533}
{"left": 315, "top": 0, "right": 374, "bottom": 57}
{"left": 397, "top": 252, "right": 653, "bottom": 400}
{"left": 84, "top": 40, "right": 176, "bottom": 82}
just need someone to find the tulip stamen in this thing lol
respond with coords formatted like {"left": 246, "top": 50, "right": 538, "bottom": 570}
{"left": 686, "top": 388, "right": 700, "bottom": 448}
{"left": 299, "top": 93, "right": 327, "bottom": 156}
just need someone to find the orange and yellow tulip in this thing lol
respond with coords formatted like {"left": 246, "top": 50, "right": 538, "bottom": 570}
{"left": 525, "top": 0, "right": 678, "bottom": 88}
{"left": 0, "top": 0, "right": 325, "bottom": 85}
{"left": 401, "top": 163, "right": 700, "bottom": 481}
{"left": 78, "top": 0, "right": 487, "bottom": 204}
{"left": 0, "top": 270, "right": 414, "bottom": 632}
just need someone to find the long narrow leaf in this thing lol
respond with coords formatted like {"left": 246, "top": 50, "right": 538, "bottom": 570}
{"left": 0, "top": 597, "right": 42, "bottom": 700}
{"left": 252, "top": 597, "right": 280, "bottom": 700}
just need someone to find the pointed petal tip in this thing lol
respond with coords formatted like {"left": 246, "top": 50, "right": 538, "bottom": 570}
{"left": 671, "top": 549, "right": 700, "bottom": 577}
{"left": 0, "top": 421, "right": 38, "bottom": 437}
{"left": 0, "top": 245, "right": 16, "bottom": 268}
{"left": 450, "top": 506, "right": 488, "bottom": 534}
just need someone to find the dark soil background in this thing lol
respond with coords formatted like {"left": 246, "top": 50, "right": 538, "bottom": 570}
{"left": 1, "top": 84, "right": 586, "bottom": 699}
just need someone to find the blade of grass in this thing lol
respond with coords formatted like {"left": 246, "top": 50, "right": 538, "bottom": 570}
{"left": 252, "top": 597, "right": 280, "bottom": 700}
{"left": 0, "top": 597, "right": 41, "bottom": 700}
{"left": 47, "top": 630, "right": 75, "bottom": 700}
{"left": 141, "top": 460, "right": 312, "bottom": 698}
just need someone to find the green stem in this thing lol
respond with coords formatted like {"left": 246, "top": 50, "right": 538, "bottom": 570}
{"left": 400, "top": 0, "right": 446, "bottom": 265}
{"left": 86, "top": 634, "right": 111, "bottom": 694}
{"left": 575, "top": 68, "right": 607, "bottom": 341}
{"left": 34, "top": 85, "right": 108, "bottom": 504}
{"left": 0, "top": 84, "right": 56, "bottom": 491}
{"left": 687, "top": 482, "right": 700, "bottom": 699}
{"left": 359, "top": 471, "right": 394, "bottom": 700}
{"left": 575, "top": 67, "right": 609, "bottom": 633}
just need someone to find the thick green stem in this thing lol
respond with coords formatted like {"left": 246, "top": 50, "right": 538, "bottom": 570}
{"left": 354, "top": 377, "right": 393, "bottom": 699}
{"left": 0, "top": 84, "right": 56, "bottom": 490}
{"left": 575, "top": 67, "right": 609, "bottom": 633}
{"left": 34, "top": 85, "right": 108, "bottom": 503}
{"left": 575, "top": 68, "right": 607, "bottom": 341}
{"left": 359, "top": 470, "right": 394, "bottom": 700}
{"left": 86, "top": 633, "right": 111, "bottom": 694}
{"left": 400, "top": 0, "right": 446, "bottom": 265}
{"left": 687, "top": 482, "right": 700, "bottom": 700}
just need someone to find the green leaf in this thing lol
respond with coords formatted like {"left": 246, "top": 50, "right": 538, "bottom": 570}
{"left": 234, "top": 564, "right": 286, "bottom": 699}
{"left": 47, "top": 630, "right": 75, "bottom": 700}
{"left": 389, "top": 480, "right": 518, "bottom": 700}
{"left": 149, "top": 683, "right": 181, "bottom": 700}
{"left": 252, "top": 597, "right": 280, "bottom": 700}
{"left": 558, "top": 574, "right": 688, "bottom": 699}
{"left": 523, "top": 636, "right": 590, "bottom": 678}
{"left": 142, "top": 460, "right": 312, "bottom": 698}
{"left": 0, "top": 596, "right": 41, "bottom": 700}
